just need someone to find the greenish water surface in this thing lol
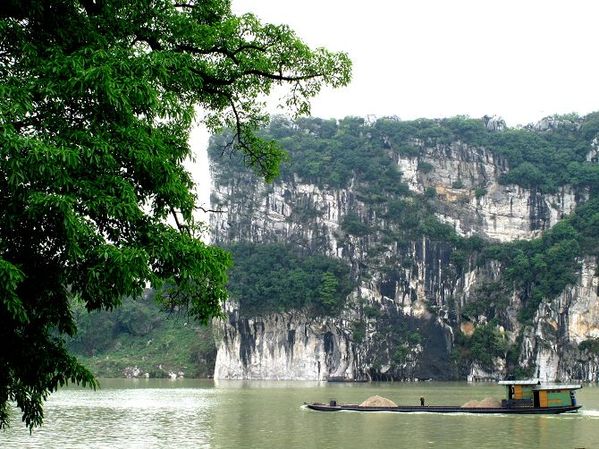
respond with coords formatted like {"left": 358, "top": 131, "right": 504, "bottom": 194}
{"left": 3, "top": 380, "right": 599, "bottom": 448}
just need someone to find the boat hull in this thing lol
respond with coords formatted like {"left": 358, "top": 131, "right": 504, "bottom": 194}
{"left": 305, "top": 403, "right": 581, "bottom": 414}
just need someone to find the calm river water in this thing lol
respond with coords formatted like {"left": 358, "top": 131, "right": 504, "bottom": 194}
{"left": 3, "top": 379, "right": 599, "bottom": 448}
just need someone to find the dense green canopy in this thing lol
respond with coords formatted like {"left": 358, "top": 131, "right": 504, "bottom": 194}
{"left": 0, "top": 0, "right": 351, "bottom": 429}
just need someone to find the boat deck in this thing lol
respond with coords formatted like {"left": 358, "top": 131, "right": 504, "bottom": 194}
{"left": 305, "top": 403, "right": 581, "bottom": 414}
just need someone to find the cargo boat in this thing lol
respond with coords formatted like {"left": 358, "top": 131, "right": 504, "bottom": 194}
{"left": 305, "top": 380, "right": 582, "bottom": 414}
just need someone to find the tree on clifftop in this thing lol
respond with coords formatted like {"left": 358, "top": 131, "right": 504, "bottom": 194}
{"left": 0, "top": 0, "right": 351, "bottom": 429}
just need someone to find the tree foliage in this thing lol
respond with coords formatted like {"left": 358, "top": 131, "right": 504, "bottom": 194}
{"left": 68, "top": 291, "right": 217, "bottom": 379}
{"left": 226, "top": 243, "right": 354, "bottom": 316}
{"left": 453, "top": 324, "right": 508, "bottom": 372}
{"left": 0, "top": 0, "right": 351, "bottom": 429}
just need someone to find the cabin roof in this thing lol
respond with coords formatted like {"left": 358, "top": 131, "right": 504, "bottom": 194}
{"left": 533, "top": 384, "right": 582, "bottom": 391}
{"left": 498, "top": 380, "right": 540, "bottom": 386}
{"left": 498, "top": 380, "right": 582, "bottom": 390}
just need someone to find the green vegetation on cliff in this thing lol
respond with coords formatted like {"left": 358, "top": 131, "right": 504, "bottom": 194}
{"left": 226, "top": 243, "right": 353, "bottom": 316}
{"left": 453, "top": 323, "right": 509, "bottom": 372}
{"left": 375, "top": 114, "right": 599, "bottom": 193}
{"left": 458, "top": 194, "right": 599, "bottom": 331}
{"left": 211, "top": 113, "right": 599, "bottom": 306}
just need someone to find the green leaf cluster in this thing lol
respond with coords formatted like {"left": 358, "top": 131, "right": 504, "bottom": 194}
{"left": 579, "top": 338, "right": 599, "bottom": 355}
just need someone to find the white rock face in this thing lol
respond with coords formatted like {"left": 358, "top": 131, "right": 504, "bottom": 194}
{"left": 210, "top": 174, "right": 350, "bottom": 258}
{"left": 214, "top": 308, "right": 354, "bottom": 380}
{"left": 517, "top": 257, "right": 599, "bottom": 382}
{"left": 567, "top": 258, "right": 599, "bottom": 343}
{"left": 483, "top": 115, "right": 506, "bottom": 132}
{"left": 397, "top": 143, "right": 581, "bottom": 242}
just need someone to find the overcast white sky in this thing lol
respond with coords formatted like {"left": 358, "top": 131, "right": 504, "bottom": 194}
{"left": 233, "top": 0, "right": 599, "bottom": 126}
{"left": 193, "top": 0, "right": 599, "bottom": 216}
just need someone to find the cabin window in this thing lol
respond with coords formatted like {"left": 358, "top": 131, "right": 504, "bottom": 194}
{"left": 513, "top": 385, "right": 522, "bottom": 400}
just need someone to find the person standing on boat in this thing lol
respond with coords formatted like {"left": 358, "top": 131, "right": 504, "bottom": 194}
{"left": 420, "top": 397, "right": 425, "bottom": 406}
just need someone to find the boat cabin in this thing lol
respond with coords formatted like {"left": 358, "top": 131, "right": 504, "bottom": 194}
{"left": 498, "top": 380, "right": 581, "bottom": 409}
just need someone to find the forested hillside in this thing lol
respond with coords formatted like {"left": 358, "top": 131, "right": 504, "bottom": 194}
{"left": 69, "top": 290, "right": 216, "bottom": 378}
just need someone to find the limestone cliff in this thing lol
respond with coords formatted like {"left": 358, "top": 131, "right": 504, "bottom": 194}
{"left": 210, "top": 115, "right": 599, "bottom": 381}
{"left": 397, "top": 143, "right": 581, "bottom": 242}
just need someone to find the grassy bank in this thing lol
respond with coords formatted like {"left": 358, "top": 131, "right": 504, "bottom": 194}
{"left": 69, "top": 292, "right": 217, "bottom": 378}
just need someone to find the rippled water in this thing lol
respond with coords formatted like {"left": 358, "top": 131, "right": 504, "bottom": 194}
{"left": 4, "top": 380, "right": 599, "bottom": 448}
